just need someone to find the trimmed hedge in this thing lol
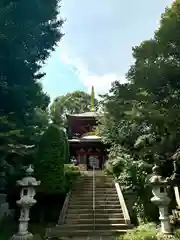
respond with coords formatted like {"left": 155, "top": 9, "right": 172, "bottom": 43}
{"left": 34, "top": 124, "right": 67, "bottom": 194}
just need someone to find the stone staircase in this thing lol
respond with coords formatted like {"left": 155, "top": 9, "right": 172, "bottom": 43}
{"left": 46, "top": 172, "right": 132, "bottom": 239}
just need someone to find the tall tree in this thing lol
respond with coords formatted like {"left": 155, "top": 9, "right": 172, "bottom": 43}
{"left": 99, "top": 1, "right": 180, "bottom": 220}
{"left": 100, "top": 1, "right": 180, "bottom": 167}
{"left": 51, "top": 91, "right": 98, "bottom": 126}
{"left": 0, "top": 0, "right": 64, "bottom": 149}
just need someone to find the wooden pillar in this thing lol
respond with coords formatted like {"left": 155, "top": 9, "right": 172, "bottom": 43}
{"left": 77, "top": 154, "right": 80, "bottom": 164}
{"left": 76, "top": 148, "right": 87, "bottom": 171}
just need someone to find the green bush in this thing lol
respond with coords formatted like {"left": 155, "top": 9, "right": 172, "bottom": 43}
{"left": 119, "top": 223, "right": 158, "bottom": 240}
{"left": 174, "top": 229, "right": 180, "bottom": 238}
{"left": 104, "top": 157, "right": 125, "bottom": 179}
{"left": 63, "top": 164, "right": 81, "bottom": 191}
{"left": 118, "top": 224, "right": 180, "bottom": 240}
{"left": 34, "top": 124, "right": 67, "bottom": 194}
{"left": 105, "top": 144, "right": 158, "bottom": 223}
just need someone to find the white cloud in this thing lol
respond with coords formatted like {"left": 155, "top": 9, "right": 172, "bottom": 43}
{"left": 58, "top": 0, "right": 173, "bottom": 96}
{"left": 59, "top": 48, "right": 126, "bottom": 97}
{"left": 84, "top": 74, "right": 126, "bottom": 96}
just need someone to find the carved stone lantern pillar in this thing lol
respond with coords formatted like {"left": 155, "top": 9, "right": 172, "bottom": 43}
{"left": 11, "top": 165, "right": 41, "bottom": 240}
{"left": 149, "top": 164, "right": 172, "bottom": 236}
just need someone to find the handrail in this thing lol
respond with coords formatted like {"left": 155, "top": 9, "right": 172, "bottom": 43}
{"left": 93, "top": 164, "right": 95, "bottom": 230}
{"left": 58, "top": 191, "right": 72, "bottom": 225}
{"left": 114, "top": 181, "right": 131, "bottom": 225}
{"left": 174, "top": 186, "right": 180, "bottom": 209}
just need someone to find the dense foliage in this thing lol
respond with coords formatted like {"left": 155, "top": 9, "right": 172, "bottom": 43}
{"left": 118, "top": 223, "right": 180, "bottom": 240}
{"left": 0, "top": 0, "right": 63, "bottom": 151}
{"left": 50, "top": 91, "right": 98, "bottom": 126}
{"left": 119, "top": 223, "right": 158, "bottom": 240}
{"left": 100, "top": 1, "right": 180, "bottom": 220}
{"left": 35, "top": 124, "right": 66, "bottom": 194}
{"left": 0, "top": 0, "right": 64, "bottom": 192}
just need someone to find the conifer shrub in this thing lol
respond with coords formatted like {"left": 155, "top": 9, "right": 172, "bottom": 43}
{"left": 35, "top": 124, "right": 66, "bottom": 194}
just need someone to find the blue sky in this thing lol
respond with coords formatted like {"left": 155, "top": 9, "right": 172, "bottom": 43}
{"left": 41, "top": 0, "right": 173, "bottom": 101}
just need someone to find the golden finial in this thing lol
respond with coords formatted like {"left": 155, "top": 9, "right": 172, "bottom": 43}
{"left": 91, "top": 86, "right": 95, "bottom": 112}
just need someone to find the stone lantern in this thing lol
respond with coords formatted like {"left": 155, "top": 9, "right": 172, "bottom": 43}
{"left": 149, "top": 164, "right": 172, "bottom": 235}
{"left": 11, "top": 165, "right": 41, "bottom": 240}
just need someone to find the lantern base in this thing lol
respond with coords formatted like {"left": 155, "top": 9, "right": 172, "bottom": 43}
{"left": 10, "top": 232, "right": 33, "bottom": 240}
{"left": 157, "top": 233, "right": 176, "bottom": 240}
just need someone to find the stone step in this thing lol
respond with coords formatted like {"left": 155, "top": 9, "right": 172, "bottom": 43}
{"left": 74, "top": 185, "right": 116, "bottom": 188}
{"left": 67, "top": 209, "right": 123, "bottom": 214}
{"left": 71, "top": 197, "right": 118, "bottom": 201}
{"left": 78, "top": 179, "right": 107, "bottom": 182}
{"left": 80, "top": 181, "right": 112, "bottom": 183}
{"left": 46, "top": 228, "right": 127, "bottom": 238}
{"left": 48, "top": 175, "right": 131, "bottom": 239}
{"left": 74, "top": 188, "right": 114, "bottom": 190}
{"left": 74, "top": 188, "right": 116, "bottom": 192}
{"left": 73, "top": 190, "right": 117, "bottom": 193}
{"left": 72, "top": 192, "right": 117, "bottom": 196}
{"left": 76, "top": 180, "right": 113, "bottom": 183}
{"left": 75, "top": 188, "right": 115, "bottom": 191}
{"left": 72, "top": 191, "right": 116, "bottom": 195}
{"left": 77, "top": 181, "right": 113, "bottom": 185}
{"left": 76, "top": 179, "right": 112, "bottom": 182}
{"left": 80, "top": 177, "right": 112, "bottom": 180}
{"left": 71, "top": 200, "right": 120, "bottom": 205}
{"left": 65, "top": 218, "right": 125, "bottom": 224}
{"left": 72, "top": 195, "right": 118, "bottom": 198}
{"left": 80, "top": 175, "right": 107, "bottom": 178}
{"left": 57, "top": 237, "right": 114, "bottom": 240}
{"left": 69, "top": 204, "right": 121, "bottom": 209}
{"left": 71, "top": 198, "right": 119, "bottom": 202}
{"left": 66, "top": 213, "right": 124, "bottom": 219}
{"left": 78, "top": 180, "right": 107, "bottom": 183}
{"left": 75, "top": 183, "right": 114, "bottom": 186}
{"left": 57, "top": 223, "right": 132, "bottom": 231}
{"left": 75, "top": 185, "right": 114, "bottom": 189}
{"left": 71, "top": 194, "right": 117, "bottom": 199}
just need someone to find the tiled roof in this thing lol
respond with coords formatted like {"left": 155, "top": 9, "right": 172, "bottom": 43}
{"left": 68, "top": 136, "right": 102, "bottom": 143}
{"left": 67, "top": 111, "right": 97, "bottom": 118}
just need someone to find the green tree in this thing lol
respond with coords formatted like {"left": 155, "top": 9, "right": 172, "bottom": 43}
{"left": 50, "top": 91, "right": 98, "bottom": 126}
{"left": 35, "top": 124, "right": 67, "bottom": 194}
{"left": 126, "top": 1, "right": 180, "bottom": 165}
{"left": 99, "top": 1, "right": 180, "bottom": 221}
{"left": 0, "top": 0, "right": 64, "bottom": 193}
{"left": 100, "top": 1, "right": 180, "bottom": 171}
{"left": 0, "top": 0, "right": 63, "bottom": 150}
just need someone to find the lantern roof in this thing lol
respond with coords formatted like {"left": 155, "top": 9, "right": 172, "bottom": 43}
{"left": 16, "top": 165, "right": 41, "bottom": 187}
